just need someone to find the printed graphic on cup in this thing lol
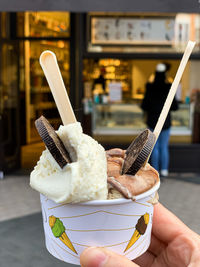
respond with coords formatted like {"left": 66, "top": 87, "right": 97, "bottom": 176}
{"left": 40, "top": 185, "right": 159, "bottom": 265}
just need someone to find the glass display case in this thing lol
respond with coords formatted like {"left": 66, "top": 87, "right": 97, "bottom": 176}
{"left": 92, "top": 103, "right": 192, "bottom": 140}
{"left": 92, "top": 103, "right": 145, "bottom": 135}
{"left": 171, "top": 103, "right": 192, "bottom": 135}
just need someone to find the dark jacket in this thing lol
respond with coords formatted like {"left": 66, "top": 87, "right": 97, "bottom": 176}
{"left": 141, "top": 74, "right": 178, "bottom": 130}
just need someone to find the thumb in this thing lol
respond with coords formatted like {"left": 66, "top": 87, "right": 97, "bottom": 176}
{"left": 80, "top": 247, "right": 139, "bottom": 267}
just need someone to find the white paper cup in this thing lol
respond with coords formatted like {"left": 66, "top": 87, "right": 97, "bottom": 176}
{"left": 40, "top": 180, "right": 160, "bottom": 265}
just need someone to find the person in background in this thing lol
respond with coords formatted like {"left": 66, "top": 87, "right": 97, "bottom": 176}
{"left": 93, "top": 67, "right": 106, "bottom": 93}
{"left": 141, "top": 63, "right": 178, "bottom": 177}
{"left": 93, "top": 67, "right": 107, "bottom": 105}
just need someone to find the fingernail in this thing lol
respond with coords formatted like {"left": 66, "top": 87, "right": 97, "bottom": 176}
{"left": 81, "top": 247, "right": 108, "bottom": 267}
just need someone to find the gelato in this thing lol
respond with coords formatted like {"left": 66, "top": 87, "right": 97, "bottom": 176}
{"left": 30, "top": 122, "right": 108, "bottom": 203}
{"left": 107, "top": 148, "right": 159, "bottom": 199}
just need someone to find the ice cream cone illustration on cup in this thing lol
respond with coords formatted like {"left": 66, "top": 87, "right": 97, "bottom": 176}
{"left": 49, "top": 215, "right": 77, "bottom": 254}
{"left": 124, "top": 213, "right": 149, "bottom": 252}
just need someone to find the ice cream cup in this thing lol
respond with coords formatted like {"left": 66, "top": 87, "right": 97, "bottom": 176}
{"left": 40, "top": 179, "right": 160, "bottom": 265}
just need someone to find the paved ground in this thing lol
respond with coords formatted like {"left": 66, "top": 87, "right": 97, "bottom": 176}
{"left": 159, "top": 176, "right": 200, "bottom": 234}
{"left": 0, "top": 175, "right": 40, "bottom": 222}
{"left": 0, "top": 172, "right": 200, "bottom": 267}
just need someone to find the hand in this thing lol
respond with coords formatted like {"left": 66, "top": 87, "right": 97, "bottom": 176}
{"left": 134, "top": 203, "right": 200, "bottom": 266}
{"left": 80, "top": 203, "right": 200, "bottom": 267}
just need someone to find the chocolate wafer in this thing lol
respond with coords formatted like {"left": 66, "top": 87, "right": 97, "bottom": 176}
{"left": 122, "top": 129, "right": 156, "bottom": 176}
{"left": 35, "top": 116, "right": 71, "bottom": 168}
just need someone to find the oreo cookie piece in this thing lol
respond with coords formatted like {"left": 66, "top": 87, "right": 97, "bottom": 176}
{"left": 35, "top": 116, "right": 71, "bottom": 168}
{"left": 122, "top": 129, "right": 156, "bottom": 176}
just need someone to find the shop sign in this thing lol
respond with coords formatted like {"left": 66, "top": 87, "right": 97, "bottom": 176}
{"left": 91, "top": 16, "right": 175, "bottom": 46}
{"left": 109, "top": 82, "right": 122, "bottom": 102}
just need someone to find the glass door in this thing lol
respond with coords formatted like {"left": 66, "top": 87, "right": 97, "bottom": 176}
{"left": 24, "top": 40, "right": 70, "bottom": 143}
{"left": 17, "top": 12, "right": 71, "bottom": 144}
{"left": 0, "top": 41, "right": 20, "bottom": 174}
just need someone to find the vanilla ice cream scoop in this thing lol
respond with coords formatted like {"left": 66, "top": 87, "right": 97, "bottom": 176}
{"left": 30, "top": 122, "right": 108, "bottom": 203}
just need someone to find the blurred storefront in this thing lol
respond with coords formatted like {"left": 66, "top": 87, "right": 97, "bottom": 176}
{"left": 0, "top": 10, "right": 200, "bottom": 173}
{"left": 0, "top": 12, "right": 72, "bottom": 173}
{"left": 83, "top": 13, "right": 199, "bottom": 142}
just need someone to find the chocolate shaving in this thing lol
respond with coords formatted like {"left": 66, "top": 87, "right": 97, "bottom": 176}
{"left": 106, "top": 148, "right": 125, "bottom": 158}
{"left": 107, "top": 176, "right": 134, "bottom": 200}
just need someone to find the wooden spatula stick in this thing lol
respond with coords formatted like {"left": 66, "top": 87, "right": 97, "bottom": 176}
{"left": 144, "top": 41, "right": 195, "bottom": 165}
{"left": 40, "top": 50, "right": 76, "bottom": 125}
{"left": 153, "top": 41, "right": 195, "bottom": 141}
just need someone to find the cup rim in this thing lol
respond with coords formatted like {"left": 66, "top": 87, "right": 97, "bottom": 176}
{"left": 78, "top": 179, "right": 160, "bottom": 206}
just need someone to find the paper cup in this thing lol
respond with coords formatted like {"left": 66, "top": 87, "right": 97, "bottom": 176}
{"left": 40, "top": 180, "right": 160, "bottom": 265}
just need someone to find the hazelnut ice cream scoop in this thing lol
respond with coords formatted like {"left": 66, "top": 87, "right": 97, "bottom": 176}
{"left": 107, "top": 148, "right": 159, "bottom": 199}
